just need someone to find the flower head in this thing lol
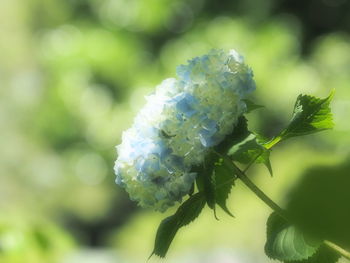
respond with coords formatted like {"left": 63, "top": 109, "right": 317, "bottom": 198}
{"left": 114, "top": 49, "right": 255, "bottom": 211}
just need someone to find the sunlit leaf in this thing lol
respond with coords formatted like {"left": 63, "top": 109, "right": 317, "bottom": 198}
{"left": 279, "top": 90, "right": 334, "bottom": 141}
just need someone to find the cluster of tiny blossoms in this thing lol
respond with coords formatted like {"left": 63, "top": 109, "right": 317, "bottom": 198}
{"left": 114, "top": 49, "right": 256, "bottom": 211}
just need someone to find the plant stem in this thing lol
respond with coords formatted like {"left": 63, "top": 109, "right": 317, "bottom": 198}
{"left": 231, "top": 161, "right": 350, "bottom": 261}
{"left": 264, "top": 136, "right": 282, "bottom": 150}
{"left": 232, "top": 163, "right": 288, "bottom": 220}
{"left": 243, "top": 135, "right": 282, "bottom": 173}
{"left": 324, "top": 240, "right": 350, "bottom": 260}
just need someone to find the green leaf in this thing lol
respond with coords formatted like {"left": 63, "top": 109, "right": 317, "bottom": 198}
{"left": 196, "top": 152, "right": 237, "bottom": 218}
{"left": 188, "top": 182, "right": 195, "bottom": 196}
{"left": 265, "top": 212, "right": 322, "bottom": 262}
{"left": 215, "top": 116, "right": 250, "bottom": 155}
{"left": 286, "top": 160, "right": 350, "bottom": 249}
{"left": 213, "top": 156, "right": 237, "bottom": 217}
{"left": 286, "top": 244, "right": 340, "bottom": 263}
{"left": 151, "top": 193, "right": 206, "bottom": 258}
{"left": 195, "top": 152, "right": 217, "bottom": 212}
{"left": 279, "top": 90, "right": 334, "bottom": 141}
{"left": 243, "top": 99, "right": 264, "bottom": 113}
{"left": 228, "top": 133, "right": 273, "bottom": 176}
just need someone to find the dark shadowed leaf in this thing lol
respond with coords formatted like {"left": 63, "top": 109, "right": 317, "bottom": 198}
{"left": 195, "top": 152, "right": 217, "bottom": 212}
{"left": 151, "top": 193, "right": 206, "bottom": 258}
{"left": 243, "top": 99, "right": 264, "bottom": 113}
{"left": 196, "top": 152, "right": 237, "bottom": 218}
{"left": 213, "top": 155, "right": 237, "bottom": 217}
{"left": 228, "top": 133, "right": 273, "bottom": 176}
{"left": 286, "top": 160, "right": 350, "bottom": 249}
{"left": 214, "top": 116, "right": 250, "bottom": 155}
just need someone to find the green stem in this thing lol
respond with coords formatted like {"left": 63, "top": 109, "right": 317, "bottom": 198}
{"left": 264, "top": 135, "right": 282, "bottom": 150}
{"left": 231, "top": 161, "right": 350, "bottom": 261}
{"left": 232, "top": 162, "right": 288, "bottom": 220}
{"left": 324, "top": 240, "right": 350, "bottom": 260}
{"left": 243, "top": 135, "right": 282, "bottom": 173}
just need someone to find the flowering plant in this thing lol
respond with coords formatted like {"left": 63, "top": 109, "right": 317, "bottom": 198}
{"left": 114, "top": 50, "right": 348, "bottom": 262}
{"left": 115, "top": 49, "right": 255, "bottom": 211}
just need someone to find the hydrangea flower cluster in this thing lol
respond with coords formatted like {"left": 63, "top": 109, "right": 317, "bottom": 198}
{"left": 114, "top": 49, "right": 256, "bottom": 211}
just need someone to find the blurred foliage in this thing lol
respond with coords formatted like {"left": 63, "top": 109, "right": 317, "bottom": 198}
{"left": 0, "top": 0, "right": 350, "bottom": 262}
{"left": 0, "top": 217, "right": 74, "bottom": 263}
{"left": 287, "top": 158, "right": 350, "bottom": 250}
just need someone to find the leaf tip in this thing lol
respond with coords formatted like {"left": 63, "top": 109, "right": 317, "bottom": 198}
{"left": 218, "top": 204, "right": 235, "bottom": 218}
{"left": 328, "top": 88, "right": 336, "bottom": 100}
{"left": 147, "top": 252, "right": 155, "bottom": 261}
{"left": 213, "top": 208, "right": 220, "bottom": 221}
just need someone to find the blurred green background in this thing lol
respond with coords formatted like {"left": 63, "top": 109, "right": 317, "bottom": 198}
{"left": 1, "top": 0, "right": 350, "bottom": 262}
